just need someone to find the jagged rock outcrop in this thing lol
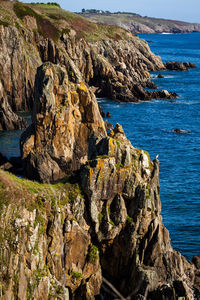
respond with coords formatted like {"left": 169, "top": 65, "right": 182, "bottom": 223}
{"left": 21, "top": 62, "right": 106, "bottom": 182}
{"left": 1, "top": 121, "right": 199, "bottom": 299}
{"left": 18, "top": 62, "right": 199, "bottom": 299}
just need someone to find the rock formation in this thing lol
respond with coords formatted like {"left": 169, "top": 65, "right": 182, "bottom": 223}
{"left": 165, "top": 61, "right": 197, "bottom": 71}
{"left": 0, "top": 4, "right": 200, "bottom": 298}
{"left": 1, "top": 119, "right": 200, "bottom": 299}
{"left": 16, "top": 61, "right": 200, "bottom": 299}
{"left": 21, "top": 62, "right": 106, "bottom": 182}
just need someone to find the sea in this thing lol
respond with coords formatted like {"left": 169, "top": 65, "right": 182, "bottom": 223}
{"left": 0, "top": 32, "right": 199, "bottom": 260}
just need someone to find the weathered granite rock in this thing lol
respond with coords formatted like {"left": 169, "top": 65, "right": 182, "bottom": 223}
{"left": 0, "top": 169, "right": 102, "bottom": 299}
{"left": 1, "top": 120, "right": 199, "bottom": 299}
{"left": 80, "top": 124, "right": 196, "bottom": 299}
{"left": 21, "top": 62, "right": 106, "bottom": 182}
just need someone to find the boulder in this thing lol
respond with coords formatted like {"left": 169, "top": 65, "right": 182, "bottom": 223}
{"left": 157, "top": 73, "right": 164, "bottom": 78}
{"left": 21, "top": 62, "right": 107, "bottom": 182}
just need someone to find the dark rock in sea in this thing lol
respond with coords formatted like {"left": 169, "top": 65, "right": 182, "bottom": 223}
{"left": 173, "top": 128, "right": 189, "bottom": 133}
{"left": 170, "top": 100, "right": 177, "bottom": 103}
{"left": 151, "top": 90, "right": 178, "bottom": 99}
{"left": 106, "top": 112, "right": 111, "bottom": 118}
{"left": 165, "top": 61, "right": 197, "bottom": 71}
{"left": 157, "top": 73, "right": 164, "bottom": 78}
{"left": 147, "top": 40, "right": 154, "bottom": 43}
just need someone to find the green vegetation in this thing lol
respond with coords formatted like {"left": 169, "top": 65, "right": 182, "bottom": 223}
{"left": 89, "top": 245, "right": 99, "bottom": 264}
{"left": 98, "top": 212, "right": 103, "bottom": 223}
{"left": 13, "top": 2, "right": 60, "bottom": 41}
{"left": 127, "top": 215, "right": 133, "bottom": 223}
{"left": 71, "top": 271, "right": 82, "bottom": 279}
{"left": 0, "top": 170, "right": 83, "bottom": 216}
{"left": 0, "top": 20, "right": 9, "bottom": 27}
{"left": 30, "top": 2, "right": 60, "bottom": 7}
{"left": 115, "top": 162, "right": 124, "bottom": 170}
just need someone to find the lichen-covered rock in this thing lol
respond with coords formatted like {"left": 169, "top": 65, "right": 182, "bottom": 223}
{"left": 0, "top": 120, "right": 199, "bottom": 299}
{"left": 21, "top": 62, "right": 106, "bottom": 182}
{"left": 0, "top": 170, "right": 102, "bottom": 300}
{"left": 80, "top": 124, "right": 196, "bottom": 299}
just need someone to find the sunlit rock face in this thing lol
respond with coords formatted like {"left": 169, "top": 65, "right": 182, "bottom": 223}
{"left": 21, "top": 62, "right": 106, "bottom": 182}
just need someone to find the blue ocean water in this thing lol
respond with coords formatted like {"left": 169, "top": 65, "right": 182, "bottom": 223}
{"left": 0, "top": 33, "right": 199, "bottom": 260}
{"left": 99, "top": 33, "right": 200, "bottom": 260}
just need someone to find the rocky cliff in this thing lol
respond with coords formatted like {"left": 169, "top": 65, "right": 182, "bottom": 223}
{"left": 0, "top": 1, "right": 177, "bottom": 130}
{"left": 80, "top": 12, "right": 200, "bottom": 34}
{"left": 1, "top": 3, "right": 200, "bottom": 299}
{"left": 1, "top": 128, "right": 200, "bottom": 299}
{"left": 0, "top": 62, "right": 191, "bottom": 299}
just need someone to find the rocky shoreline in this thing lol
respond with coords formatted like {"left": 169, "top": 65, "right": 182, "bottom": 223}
{"left": 0, "top": 2, "right": 199, "bottom": 299}
{"left": 1, "top": 1, "right": 195, "bottom": 131}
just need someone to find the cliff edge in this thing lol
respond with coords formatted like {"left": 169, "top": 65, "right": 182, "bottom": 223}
{"left": 0, "top": 62, "right": 198, "bottom": 299}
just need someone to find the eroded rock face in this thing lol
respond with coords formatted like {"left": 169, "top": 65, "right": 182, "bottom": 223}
{"left": 21, "top": 62, "right": 106, "bottom": 182}
{"left": 0, "top": 25, "right": 41, "bottom": 112}
{"left": 80, "top": 124, "right": 196, "bottom": 299}
{"left": 1, "top": 122, "right": 199, "bottom": 299}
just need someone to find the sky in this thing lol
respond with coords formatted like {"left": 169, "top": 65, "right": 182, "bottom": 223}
{"left": 23, "top": 0, "right": 200, "bottom": 23}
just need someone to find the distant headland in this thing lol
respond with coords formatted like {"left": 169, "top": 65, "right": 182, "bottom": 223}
{"left": 78, "top": 9, "right": 200, "bottom": 34}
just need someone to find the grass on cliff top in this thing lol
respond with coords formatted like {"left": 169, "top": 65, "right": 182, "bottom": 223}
{"left": 29, "top": 2, "right": 131, "bottom": 41}
{"left": 0, "top": 170, "right": 82, "bottom": 212}
{"left": 0, "top": 1, "right": 132, "bottom": 42}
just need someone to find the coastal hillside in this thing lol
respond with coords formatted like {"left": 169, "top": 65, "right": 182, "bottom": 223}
{"left": 79, "top": 10, "right": 200, "bottom": 34}
{"left": 0, "top": 62, "right": 200, "bottom": 299}
{"left": 0, "top": 1, "right": 177, "bottom": 131}
{"left": 0, "top": 1, "right": 200, "bottom": 299}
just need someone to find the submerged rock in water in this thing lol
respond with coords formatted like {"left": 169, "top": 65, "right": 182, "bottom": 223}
{"left": 173, "top": 128, "right": 189, "bottom": 133}
{"left": 157, "top": 73, "right": 164, "bottom": 78}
